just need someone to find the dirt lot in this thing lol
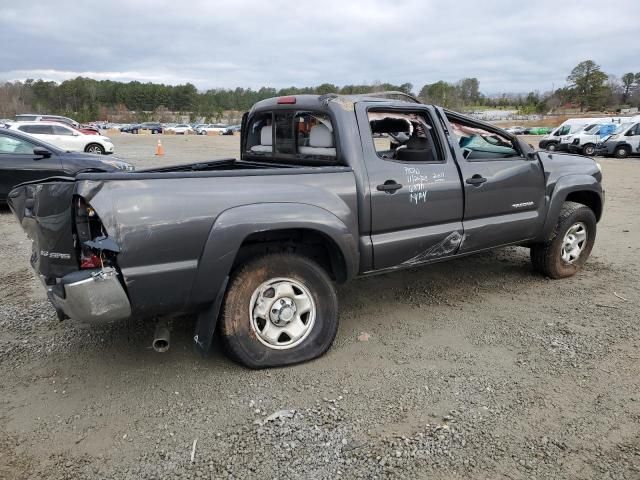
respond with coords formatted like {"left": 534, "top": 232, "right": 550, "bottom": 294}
{"left": 1, "top": 134, "right": 639, "bottom": 479}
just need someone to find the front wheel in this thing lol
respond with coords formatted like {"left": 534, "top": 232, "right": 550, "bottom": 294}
{"left": 85, "top": 143, "right": 105, "bottom": 154}
{"left": 530, "top": 201, "right": 596, "bottom": 279}
{"left": 582, "top": 144, "right": 596, "bottom": 156}
{"left": 220, "top": 253, "right": 338, "bottom": 368}
{"left": 614, "top": 145, "right": 630, "bottom": 158}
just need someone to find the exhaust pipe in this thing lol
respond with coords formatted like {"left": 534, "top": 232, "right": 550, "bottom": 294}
{"left": 153, "top": 321, "right": 170, "bottom": 353}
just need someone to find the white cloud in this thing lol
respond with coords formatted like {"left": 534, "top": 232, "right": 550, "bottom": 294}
{"left": 0, "top": 0, "right": 638, "bottom": 93}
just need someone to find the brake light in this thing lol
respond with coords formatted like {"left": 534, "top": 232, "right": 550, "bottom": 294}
{"left": 277, "top": 96, "right": 296, "bottom": 104}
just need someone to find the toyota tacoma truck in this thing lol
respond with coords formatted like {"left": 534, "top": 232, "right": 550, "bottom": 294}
{"left": 8, "top": 92, "right": 604, "bottom": 368}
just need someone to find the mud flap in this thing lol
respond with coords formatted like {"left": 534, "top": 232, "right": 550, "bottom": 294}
{"left": 193, "top": 276, "right": 228, "bottom": 356}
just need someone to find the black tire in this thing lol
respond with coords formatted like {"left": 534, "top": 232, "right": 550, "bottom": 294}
{"left": 614, "top": 145, "right": 630, "bottom": 159}
{"left": 84, "top": 143, "right": 105, "bottom": 155}
{"left": 582, "top": 144, "right": 596, "bottom": 156}
{"left": 220, "top": 253, "right": 338, "bottom": 368}
{"left": 530, "top": 201, "right": 596, "bottom": 279}
{"left": 546, "top": 142, "right": 557, "bottom": 151}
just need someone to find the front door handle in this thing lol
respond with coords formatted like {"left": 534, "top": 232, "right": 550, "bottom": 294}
{"left": 466, "top": 174, "right": 487, "bottom": 186}
{"left": 377, "top": 180, "right": 403, "bottom": 193}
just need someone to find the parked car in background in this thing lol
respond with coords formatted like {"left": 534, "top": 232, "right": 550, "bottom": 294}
{"left": 165, "top": 124, "right": 194, "bottom": 135}
{"left": 596, "top": 119, "right": 640, "bottom": 158}
{"left": 120, "top": 124, "right": 141, "bottom": 134}
{"left": 16, "top": 114, "right": 80, "bottom": 128}
{"left": 10, "top": 122, "right": 115, "bottom": 154}
{"left": 0, "top": 128, "right": 132, "bottom": 203}
{"left": 221, "top": 124, "right": 241, "bottom": 135}
{"left": 197, "top": 123, "right": 229, "bottom": 135}
{"left": 505, "top": 126, "right": 525, "bottom": 135}
{"left": 15, "top": 114, "right": 99, "bottom": 135}
{"left": 139, "top": 122, "right": 163, "bottom": 134}
{"left": 523, "top": 126, "right": 551, "bottom": 135}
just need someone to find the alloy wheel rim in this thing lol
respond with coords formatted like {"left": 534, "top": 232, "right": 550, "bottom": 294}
{"left": 249, "top": 277, "right": 316, "bottom": 350}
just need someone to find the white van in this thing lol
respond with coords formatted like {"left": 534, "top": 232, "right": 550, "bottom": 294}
{"left": 596, "top": 116, "right": 640, "bottom": 158}
{"left": 538, "top": 118, "right": 594, "bottom": 151}
{"left": 565, "top": 122, "right": 620, "bottom": 156}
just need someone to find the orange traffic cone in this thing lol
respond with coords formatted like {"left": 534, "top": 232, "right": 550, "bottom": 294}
{"left": 155, "top": 139, "right": 164, "bottom": 156}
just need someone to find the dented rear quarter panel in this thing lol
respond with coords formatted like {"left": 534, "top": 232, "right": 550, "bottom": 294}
{"left": 77, "top": 170, "right": 359, "bottom": 316}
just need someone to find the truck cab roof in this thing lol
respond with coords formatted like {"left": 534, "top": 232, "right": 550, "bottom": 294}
{"left": 250, "top": 91, "right": 423, "bottom": 113}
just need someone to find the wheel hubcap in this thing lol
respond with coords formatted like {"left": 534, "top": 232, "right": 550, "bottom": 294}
{"left": 561, "top": 222, "right": 587, "bottom": 264}
{"left": 249, "top": 278, "right": 316, "bottom": 350}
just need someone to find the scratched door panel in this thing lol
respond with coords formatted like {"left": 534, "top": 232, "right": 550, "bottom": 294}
{"left": 436, "top": 109, "right": 547, "bottom": 253}
{"left": 355, "top": 104, "right": 464, "bottom": 271}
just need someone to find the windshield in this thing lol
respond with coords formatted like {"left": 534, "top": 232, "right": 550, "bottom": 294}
{"left": 614, "top": 122, "right": 633, "bottom": 134}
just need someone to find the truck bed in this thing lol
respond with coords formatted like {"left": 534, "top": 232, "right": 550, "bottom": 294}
{"left": 76, "top": 158, "right": 352, "bottom": 180}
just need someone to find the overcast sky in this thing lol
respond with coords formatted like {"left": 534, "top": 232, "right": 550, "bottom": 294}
{"left": 1, "top": 0, "right": 638, "bottom": 94}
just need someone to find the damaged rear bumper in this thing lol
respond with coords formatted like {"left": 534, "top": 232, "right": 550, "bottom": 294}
{"left": 44, "top": 267, "right": 131, "bottom": 324}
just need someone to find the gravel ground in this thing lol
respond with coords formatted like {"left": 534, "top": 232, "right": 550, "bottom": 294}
{"left": 1, "top": 134, "right": 639, "bottom": 479}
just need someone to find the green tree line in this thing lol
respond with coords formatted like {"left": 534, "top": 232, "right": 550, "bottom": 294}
{"left": 0, "top": 78, "right": 413, "bottom": 122}
{"left": 1, "top": 60, "right": 639, "bottom": 122}
{"left": 418, "top": 61, "right": 640, "bottom": 113}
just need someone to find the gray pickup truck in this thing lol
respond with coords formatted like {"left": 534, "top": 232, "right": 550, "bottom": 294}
{"left": 8, "top": 92, "right": 604, "bottom": 368}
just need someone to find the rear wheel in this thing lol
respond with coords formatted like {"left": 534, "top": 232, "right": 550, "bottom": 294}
{"left": 85, "top": 143, "right": 105, "bottom": 154}
{"left": 530, "top": 201, "right": 596, "bottom": 279}
{"left": 220, "top": 253, "right": 338, "bottom": 368}
{"left": 546, "top": 142, "right": 557, "bottom": 151}
{"left": 614, "top": 145, "right": 630, "bottom": 158}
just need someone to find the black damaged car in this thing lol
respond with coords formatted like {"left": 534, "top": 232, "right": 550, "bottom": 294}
{"left": 0, "top": 128, "right": 134, "bottom": 203}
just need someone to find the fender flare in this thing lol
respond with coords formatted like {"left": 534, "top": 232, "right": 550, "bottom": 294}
{"left": 536, "top": 174, "right": 603, "bottom": 241}
{"left": 613, "top": 142, "right": 632, "bottom": 152}
{"left": 191, "top": 202, "right": 358, "bottom": 354}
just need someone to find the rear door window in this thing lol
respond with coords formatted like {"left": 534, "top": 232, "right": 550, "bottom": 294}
{"left": 52, "top": 125, "right": 74, "bottom": 136}
{"left": 18, "top": 124, "right": 54, "bottom": 135}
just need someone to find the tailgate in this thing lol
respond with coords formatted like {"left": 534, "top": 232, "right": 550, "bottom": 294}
{"left": 8, "top": 179, "right": 79, "bottom": 280}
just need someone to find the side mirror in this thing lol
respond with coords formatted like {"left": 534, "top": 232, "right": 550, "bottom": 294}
{"left": 33, "top": 147, "right": 52, "bottom": 158}
{"left": 526, "top": 151, "right": 538, "bottom": 161}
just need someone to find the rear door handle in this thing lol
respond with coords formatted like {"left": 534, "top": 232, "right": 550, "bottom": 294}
{"left": 465, "top": 175, "right": 487, "bottom": 186}
{"left": 377, "top": 181, "right": 403, "bottom": 193}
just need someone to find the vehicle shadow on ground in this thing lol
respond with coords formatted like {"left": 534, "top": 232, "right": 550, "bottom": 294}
{"left": 15, "top": 246, "right": 548, "bottom": 371}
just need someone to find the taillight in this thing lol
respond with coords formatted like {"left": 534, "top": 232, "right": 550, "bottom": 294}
{"left": 80, "top": 254, "right": 102, "bottom": 269}
{"left": 74, "top": 196, "right": 116, "bottom": 269}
